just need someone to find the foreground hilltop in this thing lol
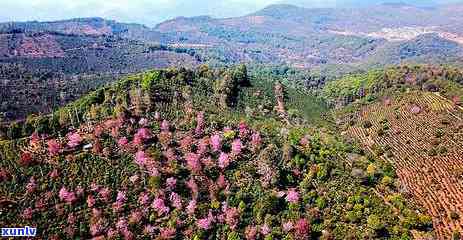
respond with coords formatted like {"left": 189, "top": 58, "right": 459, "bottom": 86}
{"left": 0, "top": 65, "right": 433, "bottom": 239}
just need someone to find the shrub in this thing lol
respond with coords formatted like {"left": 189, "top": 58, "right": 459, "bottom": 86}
{"left": 362, "top": 121, "right": 373, "bottom": 129}
{"left": 367, "top": 215, "right": 385, "bottom": 231}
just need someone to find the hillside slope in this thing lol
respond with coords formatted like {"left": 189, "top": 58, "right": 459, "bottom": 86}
{"left": 0, "top": 27, "right": 201, "bottom": 121}
{"left": 326, "top": 66, "right": 463, "bottom": 239}
{"left": 341, "top": 91, "right": 462, "bottom": 239}
{"left": 0, "top": 66, "right": 433, "bottom": 239}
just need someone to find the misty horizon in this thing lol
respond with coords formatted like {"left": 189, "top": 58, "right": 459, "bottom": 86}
{"left": 1, "top": 0, "right": 463, "bottom": 26}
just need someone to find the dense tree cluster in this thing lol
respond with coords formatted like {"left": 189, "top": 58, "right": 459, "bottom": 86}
{"left": 323, "top": 65, "right": 463, "bottom": 107}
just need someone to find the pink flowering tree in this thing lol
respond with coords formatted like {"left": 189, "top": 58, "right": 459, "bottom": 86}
{"left": 67, "top": 132, "right": 82, "bottom": 148}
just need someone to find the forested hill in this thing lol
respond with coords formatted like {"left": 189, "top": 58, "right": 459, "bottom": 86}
{"left": 0, "top": 64, "right": 435, "bottom": 239}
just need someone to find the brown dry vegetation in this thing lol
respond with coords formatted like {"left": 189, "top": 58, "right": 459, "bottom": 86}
{"left": 18, "top": 34, "right": 65, "bottom": 58}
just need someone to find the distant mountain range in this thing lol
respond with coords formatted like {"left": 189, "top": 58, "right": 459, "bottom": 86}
{"left": 151, "top": 3, "right": 463, "bottom": 69}
{"left": 0, "top": 3, "right": 463, "bottom": 73}
{"left": 283, "top": 0, "right": 463, "bottom": 8}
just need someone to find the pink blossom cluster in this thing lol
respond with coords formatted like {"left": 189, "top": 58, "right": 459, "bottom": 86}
{"left": 152, "top": 198, "right": 170, "bottom": 215}
{"left": 210, "top": 134, "right": 222, "bottom": 152}
{"left": 197, "top": 138, "right": 209, "bottom": 155}
{"left": 294, "top": 218, "right": 310, "bottom": 237}
{"left": 218, "top": 152, "right": 230, "bottom": 169}
{"left": 231, "top": 139, "right": 243, "bottom": 155}
{"left": 98, "top": 187, "right": 111, "bottom": 203}
{"left": 22, "top": 208, "right": 33, "bottom": 220}
{"left": 113, "top": 191, "right": 127, "bottom": 212}
{"left": 216, "top": 174, "right": 228, "bottom": 189}
{"left": 59, "top": 187, "right": 77, "bottom": 204}
{"left": 116, "top": 218, "right": 134, "bottom": 239}
{"left": 300, "top": 136, "right": 310, "bottom": 146}
{"left": 197, "top": 211, "right": 214, "bottom": 230}
{"left": 138, "top": 192, "right": 151, "bottom": 206}
{"left": 186, "top": 199, "right": 197, "bottom": 215}
{"left": 245, "top": 226, "right": 258, "bottom": 240}
{"left": 163, "top": 148, "right": 177, "bottom": 162}
{"left": 410, "top": 105, "right": 421, "bottom": 114}
{"left": 67, "top": 132, "right": 82, "bottom": 148}
{"left": 0, "top": 169, "right": 11, "bottom": 182}
{"left": 118, "top": 137, "right": 129, "bottom": 147}
{"left": 47, "top": 139, "right": 62, "bottom": 156}
{"left": 180, "top": 136, "right": 193, "bottom": 152}
{"left": 138, "top": 118, "right": 149, "bottom": 126}
{"left": 239, "top": 121, "right": 249, "bottom": 138}
{"left": 30, "top": 132, "right": 40, "bottom": 146}
{"left": 134, "top": 151, "right": 151, "bottom": 167}
{"left": 285, "top": 188, "right": 300, "bottom": 203}
{"left": 260, "top": 224, "right": 271, "bottom": 236}
{"left": 166, "top": 177, "right": 177, "bottom": 190}
{"left": 94, "top": 125, "right": 103, "bottom": 137}
{"left": 16, "top": 112, "right": 321, "bottom": 238}
{"left": 186, "top": 178, "right": 199, "bottom": 199}
{"left": 133, "top": 128, "right": 152, "bottom": 145}
{"left": 161, "top": 120, "right": 170, "bottom": 132}
{"left": 283, "top": 221, "right": 293, "bottom": 232}
{"left": 159, "top": 227, "right": 176, "bottom": 239}
{"left": 224, "top": 206, "right": 240, "bottom": 229}
{"left": 87, "top": 194, "right": 96, "bottom": 207}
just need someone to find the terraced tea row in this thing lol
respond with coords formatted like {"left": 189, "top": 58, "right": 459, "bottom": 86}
{"left": 344, "top": 91, "right": 463, "bottom": 239}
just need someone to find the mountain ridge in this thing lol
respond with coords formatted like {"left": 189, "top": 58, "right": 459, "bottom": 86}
{"left": 2, "top": 3, "right": 463, "bottom": 121}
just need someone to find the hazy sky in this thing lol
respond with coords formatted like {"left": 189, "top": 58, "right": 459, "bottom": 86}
{"left": 0, "top": 0, "right": 461, "bottom": 26}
